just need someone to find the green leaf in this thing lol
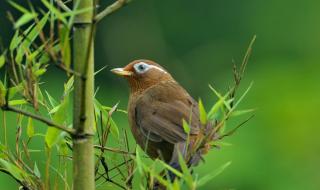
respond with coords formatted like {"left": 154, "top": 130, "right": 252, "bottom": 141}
{"left": 135, "top": 146, "right": 144, "bottom": 175}
{"left": 0, "top": 54, "right": 5, "bottom": 69}
{"left": 28, "top": 44, "right": 45, "bottom": 61}
{"left": 27, "top": 118, "right": 34, "bottom": 138}
{"left": 8, "top": 82, "right": 24, "bottom": 99}
{"left": 64, "top": 76, "right": 74, "bottom": 94}
{"left": 158, "top": 160, "right": 183, "bottom": 178}
{"left": 231, "top": 82, "right": 253, "bottom": 110}
{"left": 94, "top": 99, "right": 120, "bottom": 139}
{"left": 172, "top": 179, "right": 181, "bottom": 190}
{"left": 207, "top": 88, "right": 230, "bottom": 120}
{"left": 34, "top": 68, "right": 47, "bottom": 77}
{"left": 8, "top": 99, "right": 27, "bottom": 106}
{"left": 45, "top": 95, "right": 69, "bottom": 148}
{"left": 58, "top": 141, "right": 68, "bottom": 156}
{"left": 0, "top": 81, "right": 6, "bottom": 106}
{"left": 16, "top": 13, "right": 49, "bottom": 64}
{"left": 49, "top": 105, "right": 60, "bottom": 115}
{"left": 198, "top": 99, "right": 207, "bottom": 125}
{"left": 230, "top": 109, "right": 255, "bottom": 117}
{"left": 0, "top": 158, "right": 26, "bottom": 181}
{"left": 8, "top": 1, "right": 30, "bottom": 14}
{"left": 197, "top": 161, "right": 231, "bottom": 187}
{"left": 34, "top": 162, "right": 41, "bottom": 178}
{"left": 101, "top": 105, "right": 127, "bottom": 114}
{"left": 39, "top": 52, "right": 50, "bottom": 64}
{"left": 59, "top": 26, "right": 71, "bottom": 71}
{"left": 14, "top": 13, "right": 37, "bottom": 28}
{"left": 10, "top": 30, "right": 22, "bottom": 52}
{"left": 182, "top": 119, "right": 190, "bottom": 134}
{"left": 208, "top": 84, "right": 231, "bottom": 111}
{"left": 178, "top": 153, "right": 194, "bottom": 189}
{"left": 109, "top": 118, "right": 120, "bottom": 139}
{"left": 41, "top": 0, "right": 67, "bottom": 24}
{"left": 45, "top": 91, "right": 57, "bottom": 108}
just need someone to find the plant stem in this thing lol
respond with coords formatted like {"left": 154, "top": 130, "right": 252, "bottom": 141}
{"left": 72, "top": 0, "right": 95, "bottom": 189}
{"left": 2, "top": 111, "right": 7, "bottom": 148}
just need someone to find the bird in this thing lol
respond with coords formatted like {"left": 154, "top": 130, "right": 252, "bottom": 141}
{"left": 111, "top": 60, "right": 210, "bottom": 175}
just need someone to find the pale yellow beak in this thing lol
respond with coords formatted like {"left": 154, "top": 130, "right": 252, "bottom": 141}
{"left": 110, "top": 68, "right": 133, "bottom": 76}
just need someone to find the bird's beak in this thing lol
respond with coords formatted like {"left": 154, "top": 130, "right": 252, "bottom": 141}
{"left": 110, "top": 68, "right": 133, "bottom": 76}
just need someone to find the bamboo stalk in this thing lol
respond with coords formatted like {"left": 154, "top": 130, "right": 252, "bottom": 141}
{"left": 72, "top": 0, "right": 95, "bottom": 189}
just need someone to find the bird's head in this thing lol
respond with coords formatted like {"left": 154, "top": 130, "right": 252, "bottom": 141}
{"left": 111, "top": 60, "right": 173, "bottom": 93}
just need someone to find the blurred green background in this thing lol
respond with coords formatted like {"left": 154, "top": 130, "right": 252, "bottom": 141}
{"left": 1, "top": 0, "right": 320, "bottom": 189}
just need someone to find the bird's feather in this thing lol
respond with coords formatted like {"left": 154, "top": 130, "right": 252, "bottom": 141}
{"left": 134, "top": 81, "right": 200, "bottom": 144}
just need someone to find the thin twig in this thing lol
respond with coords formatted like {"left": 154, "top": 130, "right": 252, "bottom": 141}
{"left": 1, "top": 105, "right": 75, "bottom": 134}
{"left": 55, "top": 0, "right": 71, "bottom": 12}
{"left": 54, "top": 61, "right": 84, "bottom": 78}
{"left": 94, "top": 145, "right": 135, "bottom": 155}
{"left": 217, "top": 114, "right": 255, "bottom": 140}
{"left": 94, "top": 0, "right": 132, "bottom": 23}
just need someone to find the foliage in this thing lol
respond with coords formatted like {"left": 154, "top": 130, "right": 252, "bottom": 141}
{"left": 0, "top": 1, "right": 254, "bottom": 189}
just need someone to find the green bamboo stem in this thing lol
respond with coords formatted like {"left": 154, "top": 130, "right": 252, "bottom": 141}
{"left": 72, "top": 0, "right": 95, "bottom": 189}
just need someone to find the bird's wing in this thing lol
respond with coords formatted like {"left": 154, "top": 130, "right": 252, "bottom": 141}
{"left": 134, "top": 81, "right": 200, "bottom": 144}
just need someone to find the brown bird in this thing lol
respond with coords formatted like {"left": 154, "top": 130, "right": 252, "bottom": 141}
{"left": 111, "top": 60, "right": 208, "bottom": 172}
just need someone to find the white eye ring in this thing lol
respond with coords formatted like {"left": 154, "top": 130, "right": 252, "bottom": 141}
{"left": 133, "top": 62, "right": 151, "bottom": 74}
{"left": 133, "top": 61, "right": 167, "bottom": 74}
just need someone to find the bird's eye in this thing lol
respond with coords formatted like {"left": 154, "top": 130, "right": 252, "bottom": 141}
{"left": 138, "top": 64, "right": 145, "bottom": 71}
{"left": 134, "top": 62, "right": 150, "bottom": 74}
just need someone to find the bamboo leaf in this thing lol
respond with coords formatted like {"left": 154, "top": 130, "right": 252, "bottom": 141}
{"left": 0, "top": 54, "right": 5, "bottom": 69}
{"left": 10, "top": 30, "right": 22, "bottom": 52}
{"left": 41, "top": 0, "right": 67, "bottom": 24}
{"left": 8, "top": 99, "right": 27, "bottom": 106}
{"left": 45, "top": 95, "right": 69, "bottom": 148}
{"left": 94, "top": 99, "right": 120, "bottom": 139}
{"left": 27, "top": 117, "right": 34, "bottom": 138}
{"left": 158, "top": 160, "right": 183, "bottom": 178}
{"left": 14, "top": 13, "right": 37, "bottom": 28}
{"left": 208, "top": 84, "right": 232, "bottom": 111}
{"left": 198, "top": 99, "right": 207, "bottom": 125}
{"left": 8, "top": 83, "right": 24, "bottom": 99}
{"left": 0, "top": 158, "right": 25, "bottom": 181}
{"left": 59, "top": 26, "right": 71, "bottom": 71}
{"left": 45, "top": 91, "right": 57, "bottom": 108}
{"left": 34, "top": 68, "right": 47, "bottom": 77}
{"left": 178, "top": 153, "right": 194, "bottom": 189}
{"left": 34, "top": 162, "right": 41, "bottom": 178}
{"left": 230, "top": 108, "right": 255, "bottom": 117}
{"left": 64, "top": 76, "right": 74, "bottom": 94}
{"left": 28, "top": 44, "right": 45, "bottom": 61}
{"left": 197, "top": 161, "right": 231, "bottom": 187}
{"left": 101, "top": 105, "right": 127, "bottom": 114}
{"left": 109, "top": 118, "right": 120, "bottom": 139}
{"left": 8, "top": 1, "right": 30, "bottom": 14}
{"left": 49, "top": 105, "right": 60, "bottom": 115}
{"left": 0, "top": 81, "right": 6, "bottom": 106}
{"left": 182, "top": 119, "right": 190, "bottom": 134}
{"left": 231, "top": 82, "right": 253, "bottom": 112}
{"left": 135, "top": 146, "right": 144, "bottom": 175}
{"left": 16, "top": 13, "right": 49, "bottom": 64}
